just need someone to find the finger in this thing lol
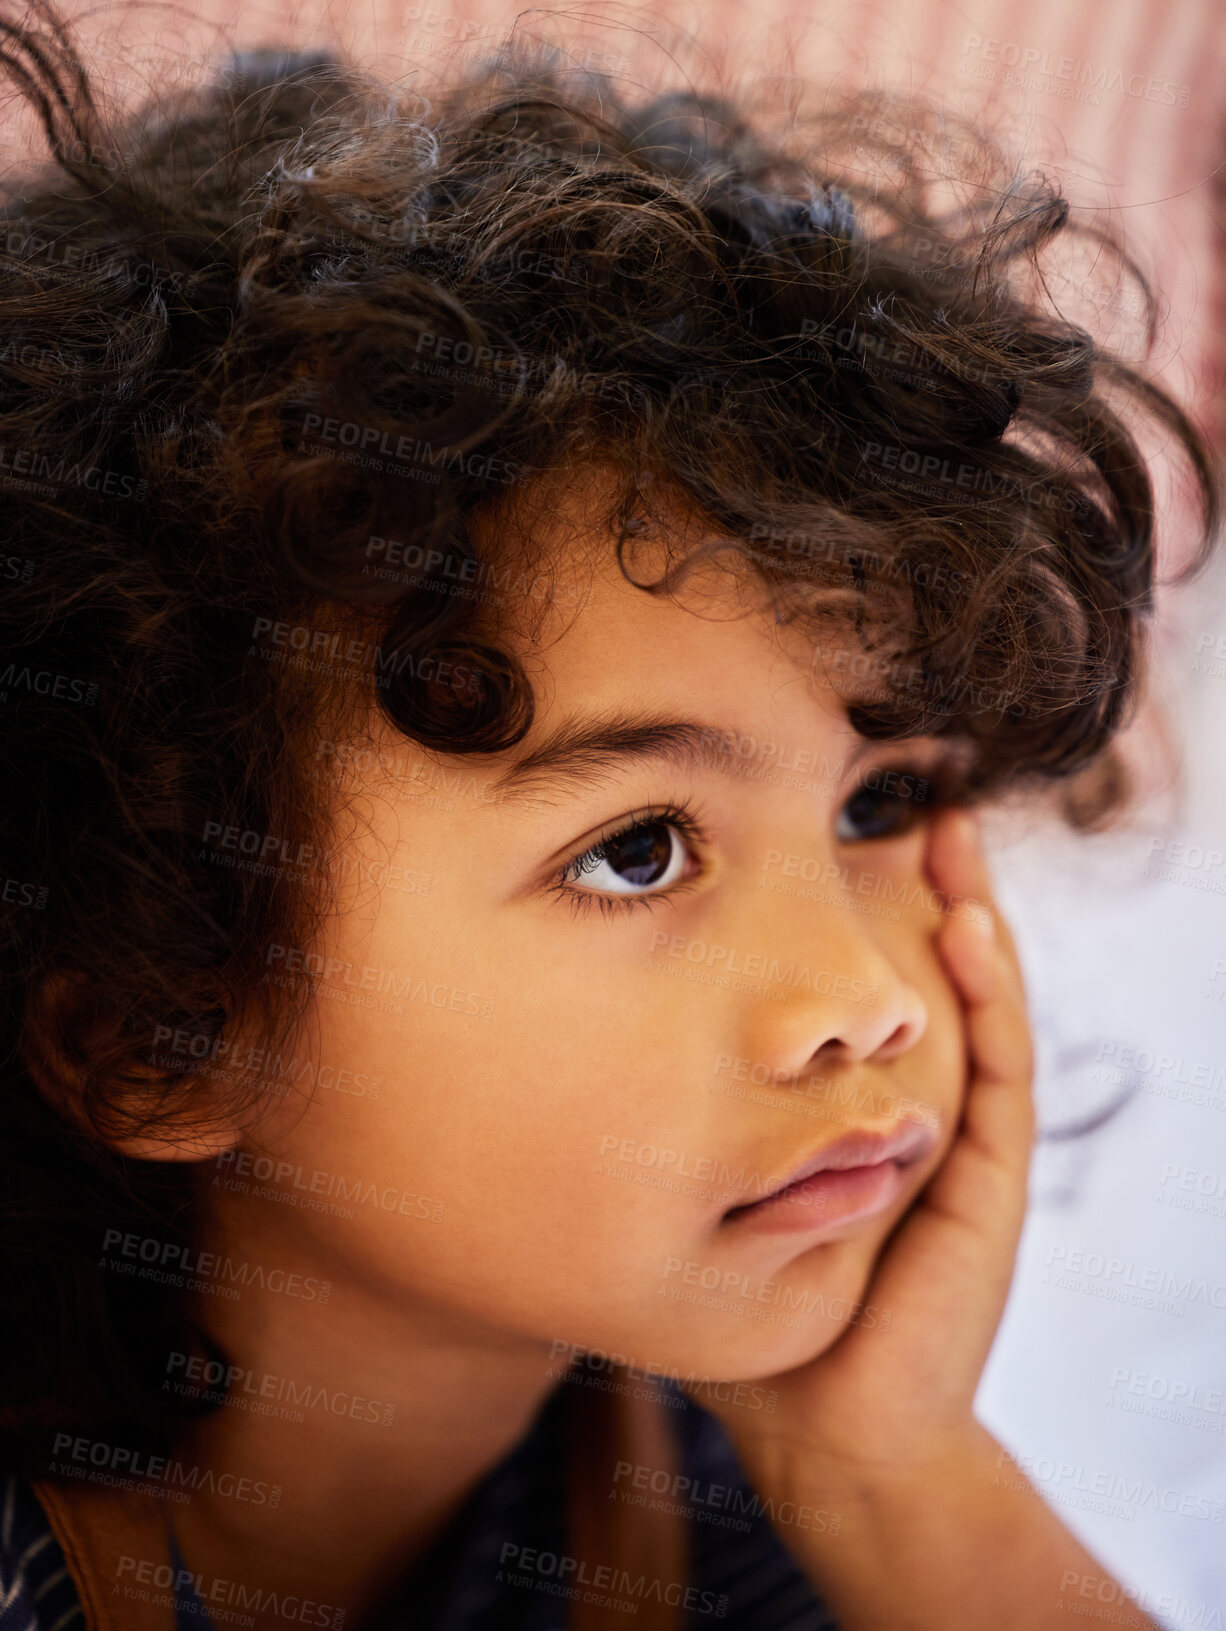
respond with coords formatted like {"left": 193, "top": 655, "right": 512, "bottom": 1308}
{"left": 926, "top": 808, "right": 1023, "bottom": 1024}
{"left": 926, "top": 811, "right": 1035, "bottom": 1167}
{"left": 938, "top": 906, "right": 1028, "bottom": 1088}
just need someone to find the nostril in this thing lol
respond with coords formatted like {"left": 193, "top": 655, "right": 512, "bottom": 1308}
{"left": 878, "top": 1015, "right": 927, "bottom": 1059}
{"left": 813, "top": 1036, "right": 850, "bottom": 1063}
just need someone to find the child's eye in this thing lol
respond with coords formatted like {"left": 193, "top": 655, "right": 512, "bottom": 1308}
{"left": 551, "top": 804, "right": 707, "bottom": 918}
{"left": 834, "top": 768, "right": 938, "bottom": 843}
{"left": 566, "top": 818, "right": 691, "bottom": 895}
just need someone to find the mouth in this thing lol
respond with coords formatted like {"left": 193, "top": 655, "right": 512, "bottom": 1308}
{"left": 720, "top": 1117, "right": 940, "bottom": 1237}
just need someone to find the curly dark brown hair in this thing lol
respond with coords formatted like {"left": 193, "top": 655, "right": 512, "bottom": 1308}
{"left": 0, "top": 0, "right": 1218, "bottom": 1602}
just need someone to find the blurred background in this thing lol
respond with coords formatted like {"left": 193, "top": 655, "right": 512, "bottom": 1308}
{"left": 6, "top": 0, "right": 1225, "bottom": 1623}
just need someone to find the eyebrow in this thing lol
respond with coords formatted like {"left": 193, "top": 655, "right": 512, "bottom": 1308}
{"left": 487, "top": 708, "right": 880, "bottom": 803}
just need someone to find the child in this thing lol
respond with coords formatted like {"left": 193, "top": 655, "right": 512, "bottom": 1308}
{"left": 0, "top": 3, "right": 1217, "bottom": 1626}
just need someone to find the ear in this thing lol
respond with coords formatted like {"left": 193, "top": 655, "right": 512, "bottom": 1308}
{"left": 21, "top": 970, "right": 246, "bottom": 1163}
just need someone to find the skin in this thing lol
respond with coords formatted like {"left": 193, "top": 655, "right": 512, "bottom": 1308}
{"left": 98, "top": 471, "right": 1153, "bottom": 1630}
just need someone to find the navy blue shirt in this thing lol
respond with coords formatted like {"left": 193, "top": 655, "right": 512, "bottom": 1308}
{"left": 2, "top": 1378, "right": 838, "bottom": 1630}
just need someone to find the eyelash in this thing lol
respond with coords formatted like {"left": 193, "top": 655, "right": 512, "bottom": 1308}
{"left": 548, "top": 762, "right": 958, "bottom": 921}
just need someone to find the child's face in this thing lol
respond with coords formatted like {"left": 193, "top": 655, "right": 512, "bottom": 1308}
{"left": 217, "top": 479, "right": 970, "bottom": 1382}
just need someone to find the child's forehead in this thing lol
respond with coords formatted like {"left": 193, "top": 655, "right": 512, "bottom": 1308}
{"left": 478, "top": 462, "right": 886, "bottom": 731}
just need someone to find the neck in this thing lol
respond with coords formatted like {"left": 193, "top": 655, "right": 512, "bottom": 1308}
{"left": 165, "top": 1181, "right": 564, "bottom": 1629}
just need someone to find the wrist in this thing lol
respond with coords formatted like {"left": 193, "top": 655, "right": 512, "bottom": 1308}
{"left": 721, "top": 1409, "right": 996, "bottom": 1514}
{"left": 719, "top": 1421, "right": 1154, "bottom": 1631}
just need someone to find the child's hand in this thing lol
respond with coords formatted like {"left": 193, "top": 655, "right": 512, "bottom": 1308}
{"left": 703, "top": 805, "right": 1037, "bottom": 1491}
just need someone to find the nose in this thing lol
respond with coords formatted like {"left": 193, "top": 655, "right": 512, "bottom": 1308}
{"left": 731, "top": 883, "right": 929, "bottom": 1078}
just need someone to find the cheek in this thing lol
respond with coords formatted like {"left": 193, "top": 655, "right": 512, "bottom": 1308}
{"left": 257, "top": 973, "right": 697, "bottom": 1314}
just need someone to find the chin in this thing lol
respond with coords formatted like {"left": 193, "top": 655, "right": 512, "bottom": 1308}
{"left": 643, "top": 1302, "right": 857, "bottom": 1386}
{"left": 645, "top": 1250, "right": 889, "bottom": 1382}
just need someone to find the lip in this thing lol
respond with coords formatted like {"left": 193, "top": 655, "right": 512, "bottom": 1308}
{"left": 721, "top": 1117, "right": 940, "bottom": 1237}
